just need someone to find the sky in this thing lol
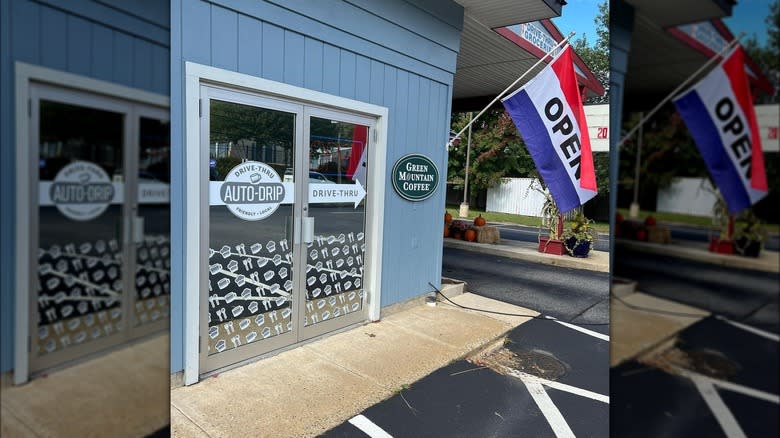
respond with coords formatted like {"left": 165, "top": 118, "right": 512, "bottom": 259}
{"left": 723, "top": 0, "right": 774, "bottom": 46}
{"left": 550, "top": 0, "right": 604, "bottom": 45}
{"left": 550, "top": 0, "right": 774, "bottom": 48}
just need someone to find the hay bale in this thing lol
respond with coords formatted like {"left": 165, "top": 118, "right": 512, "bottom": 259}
{"left": 474, "top": 225, "right": 500, "bottom": 244}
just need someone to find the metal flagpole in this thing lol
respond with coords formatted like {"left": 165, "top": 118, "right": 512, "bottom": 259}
{"left": 446, "top": 31, "right": 577, "bottom": 149}
{"left": 617, "top": 35, "right": 744, "bottom": 148}
{"left": 629, "top": 111, "right": 643, "bottom": 218}
{"left": 460, "top": 113, "right": 473, "bottom": 217}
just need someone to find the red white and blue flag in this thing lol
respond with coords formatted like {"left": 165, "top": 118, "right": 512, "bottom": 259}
{"left": 673, "top": 46, "right": 768, "bottom": 214}
{"left": 501, "top": 45, "right": 598, "bottom": 213}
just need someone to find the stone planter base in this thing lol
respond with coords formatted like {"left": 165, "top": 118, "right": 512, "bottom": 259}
{"left": 709, "top": 237, "right": 734, "bottom": 255}
{"left": 564, "top": 237, "right": 591, "bottom": 257}
{"left": 734, "top": 237, "right": 761, "bottom": 258}
{"left": 539, "top": 236, "right": 565, "bottom": 255}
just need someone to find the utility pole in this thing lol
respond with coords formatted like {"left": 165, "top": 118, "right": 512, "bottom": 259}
{"left": 629, "top": 111, "right": 643, "bottom": 218}
{"left": 459, "top": 112, "right": 473, "bottom": 218}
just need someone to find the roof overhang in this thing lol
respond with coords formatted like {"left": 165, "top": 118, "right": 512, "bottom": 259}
{"left": 621, "top": 0, "right": 747, "bottom": 111}
{"left": 454, "top": 0, "right": 564, "bottom": 29}
{"left": 452, "top": 0, "right": 605, "bottom": 112}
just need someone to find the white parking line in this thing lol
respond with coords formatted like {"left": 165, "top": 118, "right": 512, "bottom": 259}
{"left": 545, "top": 316, "right": 610, "bottom": 342}
{"left": 715, "top": 315, "right": 780, "bottom": 342}
{"left": 674, "top": 366, "right": 780, "bottom": 404}
{"left": 503, "top": 366, "right": 610, "bottom": 403}
{"left": 690, "top": 374, "right": 747, "bottom": 438}
{"left": 348, "top": 415, "right": 393, "bottom": 438}
{"left": 521, "top": 378, "right": 576, "bottom": 438}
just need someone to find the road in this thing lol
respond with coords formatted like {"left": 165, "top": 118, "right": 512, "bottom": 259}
{"left": 442, "top": 246, "right": 609, "bottom": 328}
{"left": 612, "top": 243, "right": 779, "bottom": 437}
{"left": 321, "top": 246, "right": 610, "bottom": 437}
{"left": 614, "top": 244, "right": 779, "bottom": 332}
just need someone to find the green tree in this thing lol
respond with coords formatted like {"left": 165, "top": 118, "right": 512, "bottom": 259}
{"left": 744, "top": 0, "right": 779, "bottom": 103}
{"left": 449, "top": 109, "right": 610, "bottom": 203}
{"left": 618, "top": 108, "right": 708, "bottom": 200}
{"left": 571, "top": 0, "right": 609, "bottom": 104}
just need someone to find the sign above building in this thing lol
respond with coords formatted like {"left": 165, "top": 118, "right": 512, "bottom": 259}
{"left": 391, "top": 154, "right": 439, "bottom": 202}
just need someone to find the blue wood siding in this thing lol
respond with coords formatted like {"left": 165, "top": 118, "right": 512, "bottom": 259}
{"left": 169, "top": 0, "right": 462, "bottom": 372}
{"left": 0, "top": 0, "right": 170, "bottom": 373}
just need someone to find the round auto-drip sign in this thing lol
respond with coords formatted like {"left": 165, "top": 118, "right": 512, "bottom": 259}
{"left": 50, "top": 161, "right": 114, "bottom": 221}
{"left": 221, "top": 161, "right": 285, "bottom": 221}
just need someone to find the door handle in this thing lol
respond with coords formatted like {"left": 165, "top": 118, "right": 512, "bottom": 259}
{"left": 302, "top": 217, "right": 315, "bottom": 244}
{"left": 133, "top": 216, "right": 145, "bottom": 244}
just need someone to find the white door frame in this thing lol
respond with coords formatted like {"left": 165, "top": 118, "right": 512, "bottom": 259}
{"left": 183, "top": 62, "right": 388, "bottom": 385}
{"left": 13, "top": 62, "right": 169, "bottom": 385}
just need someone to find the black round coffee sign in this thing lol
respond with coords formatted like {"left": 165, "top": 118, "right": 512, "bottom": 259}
{"left": 391, "top": 154, "right": 439, "bottom": 201}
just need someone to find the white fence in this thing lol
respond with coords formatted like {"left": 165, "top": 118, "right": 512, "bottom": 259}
{"left": 656, "top": 177, "right": 717, "bottom": 217}
{"left": 486, "top": 178, "right": 547, "bottom": 217}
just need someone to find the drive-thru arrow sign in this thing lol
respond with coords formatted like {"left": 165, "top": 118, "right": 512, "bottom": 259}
{"left": 308, "top": 181, "right": 366, "bottom": 208}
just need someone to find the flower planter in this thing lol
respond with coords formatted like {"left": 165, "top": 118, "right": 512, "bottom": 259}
{"left": 734, "top": 237, "right": 761, "bottom": 258}
{"left": 708, "top": 237, "right": 734, "bottom": 255}
{"left": 538, "top": 236, "right": 565, "bottom": 255}
{"left": 564, "top": 237, "right": 591, "bottom": 257}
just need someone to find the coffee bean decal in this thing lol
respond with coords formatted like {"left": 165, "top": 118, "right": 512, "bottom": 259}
{"left": 36, "top": 235, "right": 170, "bottom": 356}
{"left": 207, "top": 232, "right": 365, "bottom": 355}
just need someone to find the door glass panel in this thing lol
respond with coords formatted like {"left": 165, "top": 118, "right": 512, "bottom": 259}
{"left": 305, "top": 117, "right": 368, "bottom": 326}
{"left": 207, "top": 99, "right": 296, "bottom": 356}
{"left": 37, "top": 101, "right": 124, "bottom": 356}
{"left": 135, "top": 117, "right": 171, "bottom": 327}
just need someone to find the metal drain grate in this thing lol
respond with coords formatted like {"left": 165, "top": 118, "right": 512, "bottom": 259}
{"left": 644, "top": 347, "right": 740, "bottom": 380}
{"left": 471, "top": 347, "right": 568, "bottom": 381}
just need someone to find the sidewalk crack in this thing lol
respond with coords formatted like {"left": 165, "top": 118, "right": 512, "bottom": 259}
{"left": 171, "top": 403, "right": 214, "bottom": 437}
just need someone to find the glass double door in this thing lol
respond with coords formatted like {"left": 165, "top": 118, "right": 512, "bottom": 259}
{"left": 30, "top": 83, "right": 170, "bottom": 374}
{"left": 201, "top": 86, "right": 372, "bottom": 373}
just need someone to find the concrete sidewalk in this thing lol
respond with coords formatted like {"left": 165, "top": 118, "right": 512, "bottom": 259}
{"left": 1, "top": 334, "right": 169, "bottom": 438}
{"left": 444, "top": 238, "right": 610, "bottom": 273}
{"left": 171, "top": 293, "right": 538, "bottom": 437}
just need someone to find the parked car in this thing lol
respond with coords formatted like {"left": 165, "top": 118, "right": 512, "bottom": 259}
{"left": 283, "top": 168, "right": 336, "bottom": 184}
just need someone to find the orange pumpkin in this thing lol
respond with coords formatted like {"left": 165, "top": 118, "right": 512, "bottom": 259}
{"left": 445, "top": 212, "right": 453, "bottom": 223}
{"left": 453, "top": 230, "right": 463, "bottom": 240}
{"left": 473, "top": 214, "right": 486, "bottom": 227}
{"left": 464, "top": 229, "right": 477, "bottom": 242}
{"left": 444, "top": 224, "right": 451, "bottom": 238}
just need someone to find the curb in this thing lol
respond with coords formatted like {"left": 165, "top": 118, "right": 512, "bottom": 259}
{"left": 616, "top": 239, "right": 779, "bottom": 273}
{"left": 443, "top": 239, "right": 610, "bottom": 273}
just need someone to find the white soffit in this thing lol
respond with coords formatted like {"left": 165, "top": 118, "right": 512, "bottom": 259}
{"left": 624, "top": 0, "right": 732, "bottom": 28}
{"left": 453, "top": 0, "right": 563, "bottom": 101}
{"left": 454, "top": 0, "right": 561, "bottom": 29}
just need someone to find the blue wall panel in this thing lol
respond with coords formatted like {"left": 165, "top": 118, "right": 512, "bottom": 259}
{"left": 92, "top": 25, "right": 114, "bottom": 82}
{"left": 211, "top": 6, "right": 238, "bottom": 71}
{"left": 0, "top": 0, "right": 170, "bottom": 373}
{"left": 238, "top": 15, "right": 262, "bottom": 77}
{"left": 170, "top": 0, "right": 461, "bottom": 373}
{"left": 339, "top": 50, "right": 357, "bottom": 100}
{"left": 322, "top": 44, "right": 341, "bottom": 96}
{"left": 41, "top": 6, "right": 68, "bottom": 70}
{"left": 261, "top": 22, "right": 284, "bottom": 82}
{"left": 170, "top": 0, "right": 185, "bottom": 375}
{"left": 355, "top": 55, "right": 371, "bottom": 103}
{"left": 303, "top": 38, "right": 323, "bottom": 91}
{"left": 284, "top": 31, "right": 305, "bottom": 88}
{"left": 67, "top": 15, "right": 92, "bottom": 76}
